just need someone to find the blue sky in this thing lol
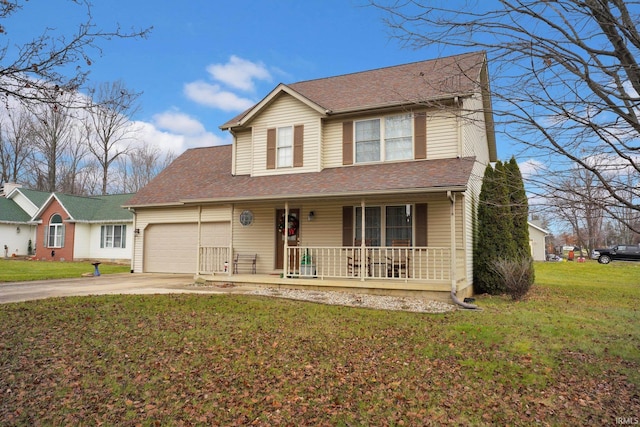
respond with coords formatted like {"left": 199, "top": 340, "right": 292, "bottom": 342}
{"left": 9, "top": 0, "right": 510, "bottom": 159}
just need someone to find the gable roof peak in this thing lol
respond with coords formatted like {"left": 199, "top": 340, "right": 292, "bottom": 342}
{"left": 221, "top": 51, "right": 488, "bottom": 130}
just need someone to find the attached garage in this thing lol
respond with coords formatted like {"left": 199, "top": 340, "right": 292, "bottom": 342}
{"left": 143, "top": 222, "right": 230, "bottom": 273}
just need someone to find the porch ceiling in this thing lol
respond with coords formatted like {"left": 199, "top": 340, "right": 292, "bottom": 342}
{"left": 125, "top": 145, "right": 476, "bottom": 207}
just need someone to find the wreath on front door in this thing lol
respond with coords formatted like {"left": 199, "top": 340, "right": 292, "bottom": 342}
{"left": 277, "top": 214, "right": 298, "bottom": 236}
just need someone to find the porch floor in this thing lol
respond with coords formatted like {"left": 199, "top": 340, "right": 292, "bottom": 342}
{"left": 195, "top": 273, "right": 457, "bottom": 303}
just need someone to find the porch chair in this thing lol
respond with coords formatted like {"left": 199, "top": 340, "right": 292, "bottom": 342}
{"left": 347, "top": 239, "right": 371, "bottom": 277}
{"left": 387, "top": 239, "right": 411, "bottom": 278}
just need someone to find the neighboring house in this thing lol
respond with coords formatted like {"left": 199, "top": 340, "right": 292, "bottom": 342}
{"left": 125, "top": 51, "right": 497, "bottom": 300}
{"left": 528, "top": 221, "right": 549, "bottom": 262}
{"left": 0, "top": 183, "right": 134, "bottom": 263}
{"left": 0, "top": 183, "right": 49, "bottom": 257}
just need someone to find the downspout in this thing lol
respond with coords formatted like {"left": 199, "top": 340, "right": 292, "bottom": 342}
{"left": 360, "top": 199, "right": 366, "bottom": 282}
{"left": 448, "top": 191, "right": 479, "bottom": 310}
{"left": 196, "top": 205, "right": 202, "bottom": 276}
{"left": 228, "top": 205, "right": 233, "bottom": 276}
{"left": 128, "top": 207, "right": 136, "bottom": 273}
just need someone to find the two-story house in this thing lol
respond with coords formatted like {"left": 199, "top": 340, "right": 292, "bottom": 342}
{"left": 124, "top": 51, "right": 497, "bottom": 301}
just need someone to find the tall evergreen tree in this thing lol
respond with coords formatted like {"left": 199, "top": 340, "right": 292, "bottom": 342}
{"left": 474, "top": 162, "right": 514, "bottom": 294}
{"left": 506, "top": 157, "right": 531, "bottom": 259}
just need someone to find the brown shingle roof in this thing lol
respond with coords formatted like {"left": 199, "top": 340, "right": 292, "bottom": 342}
{"left": 125, "top": 145, "right": 476, "bottom": 207}
{"left": 221, "top": 51, "right": 486, "bottom": 129}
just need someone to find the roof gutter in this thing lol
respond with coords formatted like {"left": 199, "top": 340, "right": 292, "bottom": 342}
{"left": 176, "top": 186, "right": 468, "bottom": 206}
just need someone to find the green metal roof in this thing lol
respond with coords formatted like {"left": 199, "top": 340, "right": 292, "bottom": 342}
{"left": 0, "top": 197, "right": 32, "bottom": 223}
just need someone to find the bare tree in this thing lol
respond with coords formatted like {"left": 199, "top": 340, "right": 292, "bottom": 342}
{"left": 117, "top": 143, "right": 175, "bottom": 193}
{"left": 84, "top": 80, "right": 141, "bottom": 194}
{"left": 57, "top": 130, "right": 91, "bottom": 194}
{"left": 27, "top": 94, "right": 76, "bottom": 192}
{"left": 371, "top": 0, "right": 640, "bottom": 231}
{"left": 606, "top": 173, "right": 640, "bottom": 243}
{"left": 547, "top": 166, "right": 607, "bottom": 252}
{"left": 0, "top": 0, "right": 150, "bottom": 108}
{"left": 0, "top": 105, "right": 33, "bottom": 183}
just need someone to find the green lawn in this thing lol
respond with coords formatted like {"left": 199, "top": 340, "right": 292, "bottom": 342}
{"left": 0, "top": 259, "right": 130, "bottom": 282}
{"left": 0, "top": 261, "right": 638, "bottom": 425}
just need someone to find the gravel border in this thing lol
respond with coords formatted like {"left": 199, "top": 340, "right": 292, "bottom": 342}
{"left": 248, "top": 287, "right": 457, "bottom": 313}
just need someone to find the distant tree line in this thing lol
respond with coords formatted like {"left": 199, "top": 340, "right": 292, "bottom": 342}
{"left": 0, "top": 1, "right": 169, "bottom": 196}
{"left": 0, "top": 83, "right": 175, "bottom": 195}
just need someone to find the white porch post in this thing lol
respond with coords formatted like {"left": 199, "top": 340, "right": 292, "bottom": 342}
{"left": 360, "top": 199, "right": 366, "bottom": 281}
{"left": 448, "top": 191, "right": 457, "bottom": 292}
{"left": 196, "top": 205, "right": 202, "bottom": 275}
{"left": 284, "top": 201, "right": 289, "bottom": 277}
{"left": 228, "top": 205, "right": 233, "bottom": 276}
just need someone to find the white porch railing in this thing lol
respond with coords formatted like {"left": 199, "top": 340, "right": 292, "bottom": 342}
{"left": 198, "top": 245, "right": 453, "bottom": 281}
{"left": 287, "top": 246, "right": 451, "bottom": 281}
{"left": 198, "top": 246, "right": 231, "bottom": 274}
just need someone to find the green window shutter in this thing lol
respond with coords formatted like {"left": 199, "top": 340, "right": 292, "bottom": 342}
{"left": 100, "top": 226, "right": 105, "bottom": 248}
{"left": 342, "top": 206, "right": 353, "bottom": 246}
{"left": 121, "top": 225, "right": 126, "bottom": 249}
{"left": 342, "top": 121, "right": 353, "bottom": 165}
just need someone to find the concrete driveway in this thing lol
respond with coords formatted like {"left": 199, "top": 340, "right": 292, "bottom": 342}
{"left": 0, "top": 273, "right": 248, "bottom": 304}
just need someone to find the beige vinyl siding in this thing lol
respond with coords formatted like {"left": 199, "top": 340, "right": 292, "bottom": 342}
{"left": 426, "top": 200, "right": 451, "bottom": 247}
{"left": 323, "top": 108, "right": 459, "bottom": 168}
{"left": 231, "top": 205, "right": 279, "bottom": 272}
{"left": 322, "top": 119, "right": 344, "bottom": 168}
{"left": 426, "top": 112, "right": 459, "bottom": 159}
{"left": 464, "top": 159, "right": 486, "bottom": 288}
{"left": 461, "top": 95, "right": 491, "bottom": 164}
{"left": 250, "top": 93, "right": 322, "bottom": 176}
{"left": 234, "top": 129, "right": 253, "bottom": 175}
{"left": 200, "top": 222, "right": 230, "bottom": 247}
{"left": 200, "top": 206, "right": 232, "bottom": 222}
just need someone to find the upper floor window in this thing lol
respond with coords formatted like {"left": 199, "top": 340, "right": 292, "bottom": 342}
{"left": 355, "top": 114, "right": 413, "bottom": 164}
{"left": 47, "top": 214, "right": 64, "bottom": 248}
{"left": 267, "top": 124, "right": 304, "bottom": 170}
{"left": 277, "top": 126, "right": 293, "bottom": 168}
{"left": 101, "top": 225, "right": 126, "bottom": 248}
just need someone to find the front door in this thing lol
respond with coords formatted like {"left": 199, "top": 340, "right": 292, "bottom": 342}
{"left": 275, "top": 209, "right": 300, "bottom": 271}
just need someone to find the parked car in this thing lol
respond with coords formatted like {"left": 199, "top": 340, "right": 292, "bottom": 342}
{"left": 592, "top": 245, "right": 640, "bottom": 264}
{"left": 546, "top": 253, "right": 562, "bottom": 262}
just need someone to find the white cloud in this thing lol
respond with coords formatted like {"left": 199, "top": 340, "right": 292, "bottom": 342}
{"left": 132, "top": 112, "right": 229, "bottom": 156}
{"left": 152, "top": 111, "right": 205, "bottom": 135}
{"left": 184, "top": 81, "right": 254, "bottom": 111}
{"left": 518, "top": 158, "right": 546, "bottom": 178}
{"left": 206, "top": 55, "right": 271, "bottom": 92}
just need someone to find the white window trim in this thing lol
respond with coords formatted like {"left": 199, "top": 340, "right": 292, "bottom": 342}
{"left": 47, "top": 214, "right": 64, "bottom": 248}
{"left": 354, "top": 113, "right": 414, "bottom": 164}
{"left": 276, "top": 125, "right": 293, "bottom": 168}
{"left": 354, "top": 204, "right": 414, "bottom": 246}
{"left": 101, "top": 224, "right": 126, "bottom": 249}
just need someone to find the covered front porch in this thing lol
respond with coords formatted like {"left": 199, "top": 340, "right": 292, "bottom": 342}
{"left": 192, "top": 190, "right": 472, "bottom": 300}
{"left": 196, "top": 244, "right": 468, "bottom": 300}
